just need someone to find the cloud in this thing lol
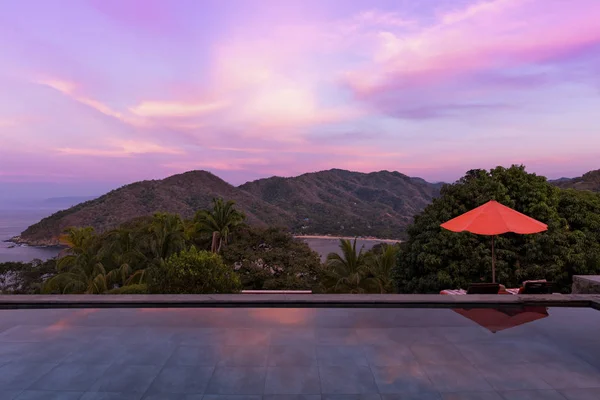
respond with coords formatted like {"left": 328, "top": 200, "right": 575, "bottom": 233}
{"left": 163, "top": 158, "right": 270, "bottom": 172}
{"left": 343, "top": 0, "right": 600, "bottom": 117}
{"left": 56, "top": 140, "right": 183, "bottom": 157}
{"left": 129, "top": 100, "right": 228, "bottom": 117}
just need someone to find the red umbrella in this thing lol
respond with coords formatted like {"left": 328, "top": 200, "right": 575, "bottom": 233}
{"left": 441, "top": 200, "right": 547, "bottom": 283}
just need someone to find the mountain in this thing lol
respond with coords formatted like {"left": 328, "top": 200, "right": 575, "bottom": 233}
{"left": 16, "top": 169, "right": 442, "bottom": 245}
{"left": 17, "top": 171, "right": 293, "bottom": 246}
{"left": 550, "top": 169, "right": 600, "bottom": 192}
{"left": 239, "top": 169, "right": 443, "bottom": 239}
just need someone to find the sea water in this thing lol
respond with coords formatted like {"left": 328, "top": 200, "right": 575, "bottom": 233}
{"left": 0, "top": 209, "right": 62, "bottom": 263}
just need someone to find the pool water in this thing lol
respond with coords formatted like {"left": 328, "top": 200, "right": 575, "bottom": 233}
{"left": 1, "top": 307, "right": 599, "bottom": 399}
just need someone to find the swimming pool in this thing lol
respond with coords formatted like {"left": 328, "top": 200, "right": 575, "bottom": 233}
{"left": 1, "top": 306, "right": 599, "bottom": 399}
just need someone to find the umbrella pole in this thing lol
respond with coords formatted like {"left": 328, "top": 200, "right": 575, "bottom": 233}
{"left": 492, "top": 235, "right": 496, "bottom": 283}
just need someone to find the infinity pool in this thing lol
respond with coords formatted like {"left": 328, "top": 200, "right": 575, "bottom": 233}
{"left": 1, "top": 307, "right": 599, "bottom": 399}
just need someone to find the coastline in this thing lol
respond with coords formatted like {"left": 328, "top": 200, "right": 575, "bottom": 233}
{"left": 294, "top": 235, "right": 401, "bottom": 242}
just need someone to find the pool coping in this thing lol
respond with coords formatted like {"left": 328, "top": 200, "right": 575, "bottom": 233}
{"left": 1, "top": 294, "right": 600, "bottom": 310}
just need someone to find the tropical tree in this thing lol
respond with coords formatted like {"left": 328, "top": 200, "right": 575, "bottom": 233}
{"left": 194, "top": 198, "right": 245, "bottom": 253}
{"left": 323, "top": 238, "right": 371, "bottom": 293}
{"left": 144, "top": 213, "right": 186, "bottom": 261}
{"left": 43, "top": 226, "right": 146, "bottom": 294}
{"left": 395, "top": 165, "right": 600, "bottom": 293}
{"left": 147, "top": 246, "right": 241, "bottom": 294}
{"left": 366, "top": 244, "right": 399, "bottom": 293}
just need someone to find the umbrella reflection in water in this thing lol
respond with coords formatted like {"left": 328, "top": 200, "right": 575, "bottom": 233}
{"left": 453, "top": 306, "right": 549, "bottom": 333}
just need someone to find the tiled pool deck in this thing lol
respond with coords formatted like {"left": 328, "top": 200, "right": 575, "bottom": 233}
{"left": 1, "top": 296, "right": 600, "bottom": 400}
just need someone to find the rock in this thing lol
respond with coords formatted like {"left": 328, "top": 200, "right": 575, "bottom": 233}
{"left": 572, "top": 275, "right": 600, "bottom": 294}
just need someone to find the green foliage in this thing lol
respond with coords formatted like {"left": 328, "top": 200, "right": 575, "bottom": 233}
{"left": 321, "top": 239, "right": 399, "bottom": 293}
{"left": 0, "top": 259, "right": 56, "bottom": 294}
{"left": 106, "top": 284, "right": 148, "bottom": 294}
{"left": 396, "top": 165, "right": 600, "bottom": 293}
{"left": 147, "top": 246, "right": 241, "bottom": 294}
{"left": 194, "top": 198, "right": 246, "bottom": 253}
{"left": 221, "top": 226, "right": 322, "bottom": 291}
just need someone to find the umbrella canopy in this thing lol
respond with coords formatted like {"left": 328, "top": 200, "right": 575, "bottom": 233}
{"left": 441, "top": 200, "right": 548, "bottom": 283}
{"left": 453, "top": 306, "right": 549, "bottom": 333}
{"left": 441, "top": 200, "right": 548, "bottom": 235}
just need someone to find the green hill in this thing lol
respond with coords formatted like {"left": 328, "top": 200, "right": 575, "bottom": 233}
{"left": 16, "top": 169, "right": 442, "bottom": 245}
{"left": 551, "top": 169, "right": 600, "bottom": 192}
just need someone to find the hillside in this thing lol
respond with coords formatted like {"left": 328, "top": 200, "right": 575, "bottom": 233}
{"left": 17, "top": 171, "right": 293, "bottom": 246}
{"left": 16, "top": 169, "right": 442, "bottom": 245}
{"left": 239, "top": 169, "right": 443, "bottom": 239}
{"left": 551, "top": 169, "right": 600, "bottom": 192}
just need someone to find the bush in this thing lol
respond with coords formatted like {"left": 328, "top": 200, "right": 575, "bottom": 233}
{"left": 147, "top": 246, "right": 241, "bottom": 294}
{"left": 221, "top": 226, "right": 322, "bottom": 291}
{"left": 106, "top": 284, "right": 149, "bottom": 294}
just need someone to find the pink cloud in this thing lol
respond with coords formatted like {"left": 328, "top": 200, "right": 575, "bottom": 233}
{"left": 344, "top": 0, "right": 600, "bottom": 112}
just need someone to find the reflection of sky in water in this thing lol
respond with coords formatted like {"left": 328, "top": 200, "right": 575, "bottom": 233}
{"left": 1, "top": 307, "right": 600, "bottom": 395}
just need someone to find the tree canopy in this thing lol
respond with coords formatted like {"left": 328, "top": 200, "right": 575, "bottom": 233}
{"left": 395, "top": 165, "right": 600, "bottom": 293}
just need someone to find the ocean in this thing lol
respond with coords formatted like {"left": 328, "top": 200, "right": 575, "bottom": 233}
{"left": 0, "top": 209, "right": 62, "bottom": 263}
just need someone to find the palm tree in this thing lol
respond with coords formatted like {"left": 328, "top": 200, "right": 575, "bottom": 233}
{"left": 144, "top": 213, "right": 186, "bottom": 261}
{"left": 324, "top": 238, "right": 370, "bottom": 293}
{"left": 366, "top": 244, "right": 399, "bottom": 293}
{"left": 194, "top": 198, "right": 245, "bottom": 253}
{"left": 43, "top": 226, "right": 146, "bottom": 294}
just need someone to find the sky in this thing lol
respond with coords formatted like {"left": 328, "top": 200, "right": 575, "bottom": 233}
{"left": 1, "top": 0, "right": 599, "bottom": 198}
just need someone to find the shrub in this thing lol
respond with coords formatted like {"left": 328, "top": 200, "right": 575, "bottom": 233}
{"left": 106, "top": 284, "right": 149, "bottom": 294}
{"left": 147, "top": 246, "right": 241, "bottom": 294}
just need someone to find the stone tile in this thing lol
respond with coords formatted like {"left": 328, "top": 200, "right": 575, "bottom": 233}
{"left": 499, "top": 390, "right": 568, "bottom": 400}
{"left": 142, "top": 395, "right": 187, "bottom": 400}
{"left": 217, "top": 346, "right": 268, "bottom": 366}
{"left": 204, "top": 367, "right": 266, "bottom": 395}
{"left": 81, "top": 393, "right": 143, "bottom": 400}
{"left": 0, "top": 342, "right": 38, "bottom": 363}
{"left": 433, "top": 327, "right": 494, "bottom": 343}
{"left": 167, "top": 345, "right": 221, "bottom": 366}
{"left": 30, "top": 363, "right": 110, "bottom": 391}
{"left": 221, "top": 329, "right": 270, "bottom": 346}
{"left": 13, "top": 391, "right": 84, "bottom": 400}
{"left": 323, "top": 395, "right": 382, "bottom": 400}
{"left": 0, "top": 391, "right": 21, "bottom": 400}
{"left": 423, "top": 363, "right": 494, "bottom": 393}
{"left": 363, "top": 345, "right": 415, "bottom": 366}
{"left": 173, "top": 328, "right": 227, "bottom": 346}
{"left": 560, "top": 388, "right": 600, "bottom": 400}
{"left": 440, "top": 393, "right": 503, "bottom": 400}
{"left": 269, "top": 345, "right": 318, "bottom": 366}
{"left": 316, "top": 329, "right": 360, "bottom": 345}
{"left": 356, "top": 329, "right": 399, "bottom": 345}
{"left": 0, "top": 363, "right": 57, "bottom": 390}
{"left": 112, "top": 344, "right": 175, "bottom": 366}
{"left": 62, "top": 343, "right": 126, "bottom": 364}
{"left": 319, "top": 365, "right": 378, "bottom": 394}
{"left": 12, "top": 340, "right": 79, "bottom": 364}
{"left": 455, "top": 343, "right": 522, "bottom": 365}
{"left": 0, "top": 325, "right": 54, "bottom": 342}
{"left": 371, "top": 364, "right": 437, "bottom": 395}
{"left": 147, "top": 366, "right": 214, "bottom": 394}
{"left": 389, "top": 328, "right": 447, "bottom": 345}
{"left": 264, "top": 396, "right": 322, "bottom": 400}
{"left": 536, "top": 361, "right": 600, "bottom": 389}
{"left": 475, "top": 363, "right": 552, "bottom": 391}
{"left": 270, "top": 329, "right": 316, "bottom": 346}
{"left": 90, "top": 365, "right": 161, "bottom": 393}
{"left": 381, "top": 394, "right": 441, "bottom": 400}
{"left": 317, "top": 345, "right": 368, "bottom": 366}
{"left": 265, "top": 366, "right": 321, "bottom": 394}
{"left": 410, "top": 343, "right": 469, "bottom": 364}
{"left": 202, "top": 396, "right": 261, "bottom": 400}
